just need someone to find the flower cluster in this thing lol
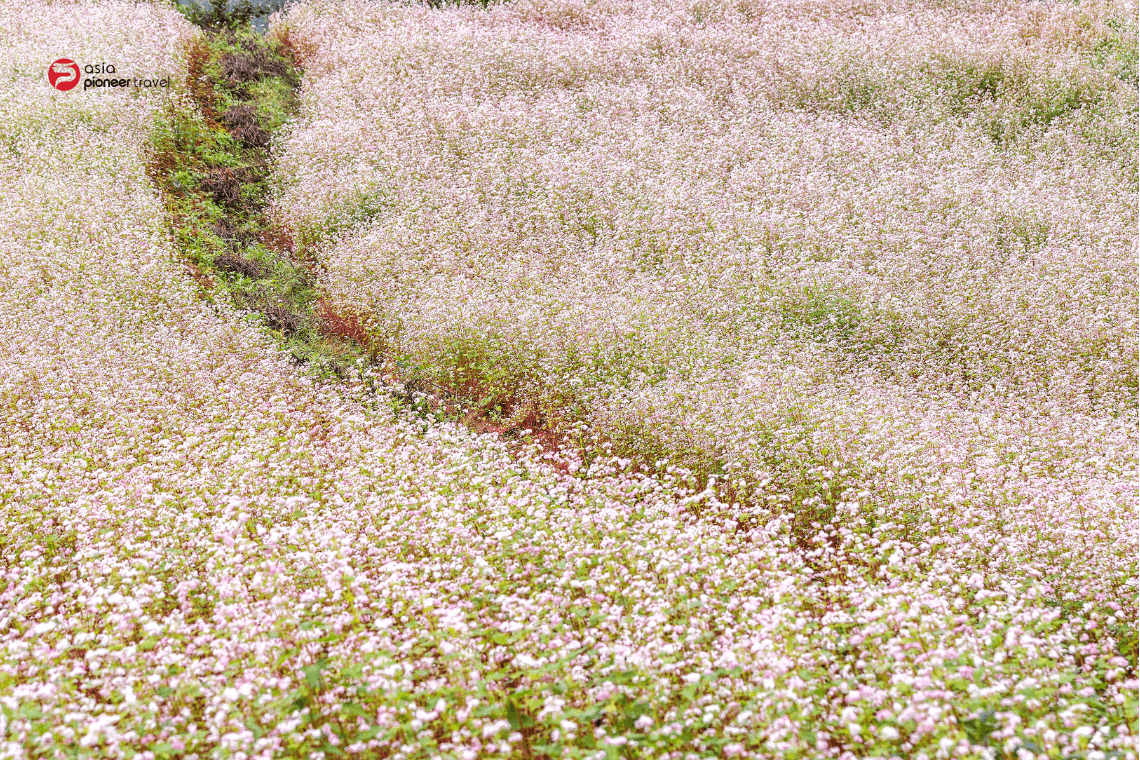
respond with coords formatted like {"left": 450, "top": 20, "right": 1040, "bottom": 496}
{"left": 268, "top": 0, "right": 1138, "bottom": 753}
{"left": 0, "top": 1, "right": 1134, "bottom": 759}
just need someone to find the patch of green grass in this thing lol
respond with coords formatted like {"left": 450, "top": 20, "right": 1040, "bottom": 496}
{"left": 783, "top": 62, "right": 898, "bottom": 119}
{"left": 926, "top": 53, "right": 1115, "bottom": 145}
{"left": 994, "top": 209, "right": 1052, "bottom": 257}
{"left": 1093, "top": 17, "right": 1139, "bottom": 87}
{"left": 243, "top": 75, "right": 298, "bottom": 132}
{"left": 781, "top": 287, "right": 864, "bottom": 344}
{"left": 779, "top": 285, "right": 906, "bottom": 358}
{"left": 294, "top": 188, "right": 393, "bottom": 251}
{"left": 1020, "top": 78, "right": 1103, "bottom": 129}
{"left": 418, "top": 331, "right": 540, "bottom": 421}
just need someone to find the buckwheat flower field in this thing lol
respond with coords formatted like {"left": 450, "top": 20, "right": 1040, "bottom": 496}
{"left": 0, "top": 0, "right": 1136, "bottom": 758}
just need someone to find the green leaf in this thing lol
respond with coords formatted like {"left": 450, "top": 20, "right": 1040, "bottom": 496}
{"left": 1123, "top": 696, "right": 1138, "bottom": 724}
{"left": 506, "top": 699, "right": 521, "bottom": 731}
{"left": 622, "top": 700, "right": 650, "bottom": 720}
{"left": 961, "top": 707, "right": 997, "bottom": 747}
{"left": 609, "top": 670, "right": 639, "bottom": 685}
{"left": 303, "top": 660, "right": 328, "bottom": 691}
{"left": 17, "top": 703, "right": 42, "bottom": 720}
{"left": 1017, "top": 739, "right": 1043, "bottom": 754}
{"left": 354, "top": 726, "right": 382, "bottom": 742}
{"left": 341, "top": 702, "right": 368, "bottom": 718}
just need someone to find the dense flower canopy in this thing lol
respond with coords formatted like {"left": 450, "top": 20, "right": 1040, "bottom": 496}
{"left": 0, "top": 0, "right": 1136, "bottom": 758}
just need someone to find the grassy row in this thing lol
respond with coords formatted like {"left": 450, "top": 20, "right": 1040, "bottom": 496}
{"left": 148, "top": 10, "right": 524, "bottom": 439}
{"left": 146, "top": 18, "right": 384, "bottom": 388}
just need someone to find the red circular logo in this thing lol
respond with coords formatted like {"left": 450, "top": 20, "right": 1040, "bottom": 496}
{"left": 48, "top": 58, "right": 80, "bottom": 91}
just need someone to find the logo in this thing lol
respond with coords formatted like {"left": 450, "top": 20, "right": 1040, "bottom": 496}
{"left": 48, "top": 58, "right": 80, "bottom": 91}
{"left": 46, "top": 59, "right": 170, "bottom": 92}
